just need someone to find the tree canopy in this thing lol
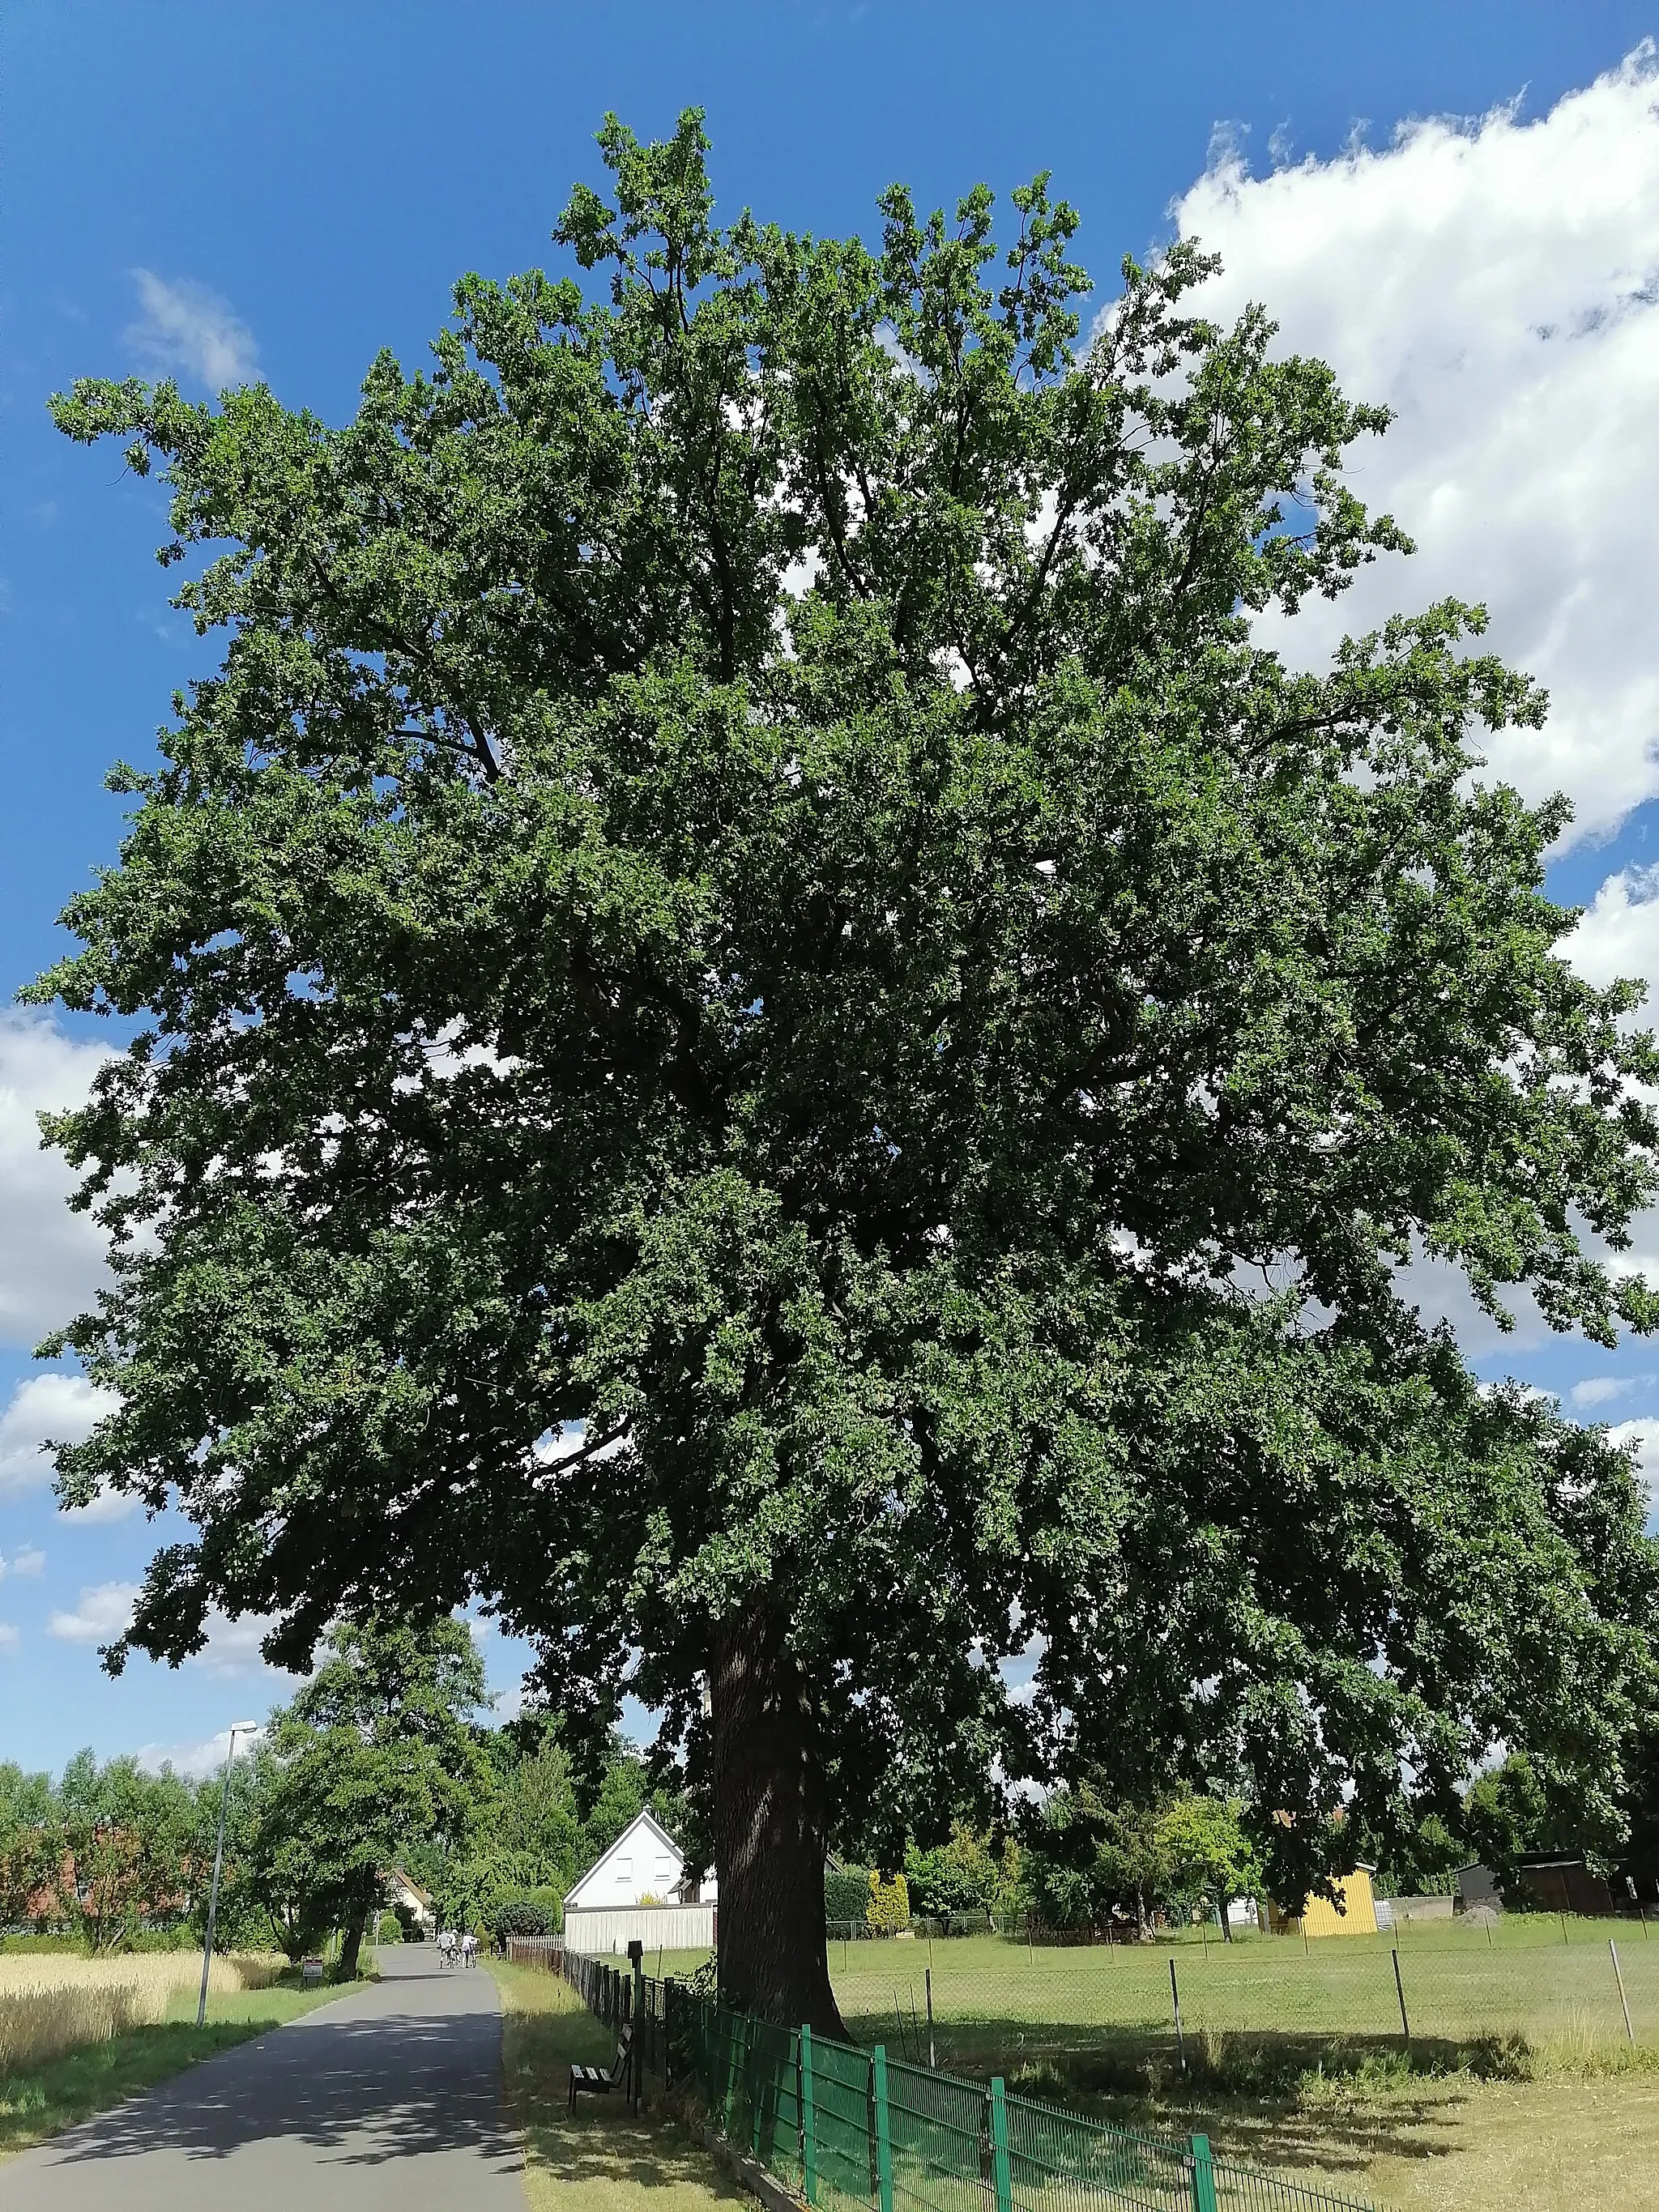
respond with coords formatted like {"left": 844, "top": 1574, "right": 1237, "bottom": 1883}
{"left": 37, "top": 110, "right": 1659, "bottom": 2025}
{"left": 249, "top": 1615, "right": 487, "bottom": 1974}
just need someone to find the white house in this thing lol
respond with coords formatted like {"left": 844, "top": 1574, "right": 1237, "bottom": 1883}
{"left": 562, "top": 1808, "right": 718, "bottom": 1955}
{"left": 385, "top": 1867, "right": 436, "bottom": 1933}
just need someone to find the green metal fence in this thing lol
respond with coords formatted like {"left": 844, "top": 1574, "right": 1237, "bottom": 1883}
{"left": 549, "top": 1946, "right": 1379, "bottom": 2212}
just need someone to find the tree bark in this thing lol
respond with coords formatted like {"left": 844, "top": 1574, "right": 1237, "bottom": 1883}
{"left": 338, "top": 1898, "right": 372, "bottom": 1981}
{"left": 710, "top": 1602, "right": 846, "bottom": 2035}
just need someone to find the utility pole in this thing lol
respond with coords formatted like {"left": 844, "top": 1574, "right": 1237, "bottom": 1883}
{"left": 196, "top": 1724, "right": 256, "bottom": 2028}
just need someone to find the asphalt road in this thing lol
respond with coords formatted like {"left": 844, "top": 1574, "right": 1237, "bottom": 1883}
{"left": 0, "top": 1945, "right": 525, "bottom": 2209}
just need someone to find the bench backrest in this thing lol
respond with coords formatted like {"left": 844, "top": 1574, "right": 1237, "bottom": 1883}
{"left": 608, "top": 2022, "right": 635, "bottom": 2087}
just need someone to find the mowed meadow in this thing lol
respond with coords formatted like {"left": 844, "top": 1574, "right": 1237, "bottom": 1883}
{"left": 628, "top": 1924, "right": 1659, "bottom": 2210}
{"left": 649, "top": 1920, "right": 1659, "bottom": 2072}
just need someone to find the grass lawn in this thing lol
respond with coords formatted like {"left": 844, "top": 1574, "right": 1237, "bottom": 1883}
{"left": 492, "top": 1958, "right": 744, "bottom": 2212}
{"left": 0, "top": 1972, "right": 348, "bottom": 2159}
{"left": 626, "top": 1928, "right": 1659, "bottom": 2209}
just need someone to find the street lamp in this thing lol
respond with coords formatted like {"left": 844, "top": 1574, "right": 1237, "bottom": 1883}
{"left": 196, "top": 1723, "right": 258, "bottom": 2028}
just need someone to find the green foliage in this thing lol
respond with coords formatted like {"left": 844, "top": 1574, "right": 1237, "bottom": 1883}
{"left": 1023, "top": 1785, "right": 1260, "bottom": 1931}
{"left": 54, "top": 1751, "right": 198, "bottom": 1953}
{"left": 1461, "top": 1754, "right": 1583, "bottom": 1893}
{"left": 35, "top": 110, "right": 1659, "bottom": 1947}
{"left": 493, "top": 1894, "right": 561, "bottom": 1938}
{"left": 824, "top": 1865, "right": 873, "bottom": 1924}
{"left": 249, "top": 1615, "right": 486, "bottom": 1970}
{"left": 1155, "top": 1792, "right": 1261, "bottom": 1917}
{"left": 866, "top": 1871, "right": 911, "bottom": 1935}
{"left": 904, "top": 1825, "right": 1000, "bottom": 1921}
{"left": 432, "top": 1727, "right": 670, "bottom": 1930}
{"left": 0, "top": 1763, "right": 62, "bottom": 1934}
{"left": 1364, "top": 1811, "right": 1465, "bottom": 1899}
{"left": 374, "top": 1910, "right": 403, "bottom": 1942}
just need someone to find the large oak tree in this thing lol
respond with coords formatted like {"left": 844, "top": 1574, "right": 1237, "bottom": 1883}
{"left": 36, "top": 114, "right": 1659, "bottom": 2029}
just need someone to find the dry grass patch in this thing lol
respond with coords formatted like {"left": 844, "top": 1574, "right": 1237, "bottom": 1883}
{"left": 493, "top": 1959, "right": 743, "bottom": 2212}
{"left": 1230, "top": 2070, "right": 1659, "bottom": 2212}
{"left": 0, "top": 1951, "right": 284, "bottom": 2074}
{"left": 0, "top": 1967, "right": 341, "bottom": 2159}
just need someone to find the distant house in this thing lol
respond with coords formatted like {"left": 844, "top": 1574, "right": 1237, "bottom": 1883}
{"left": 562, "top": 1809, "right": 719, "bottom": 1956}
{"left": 565, "top": 1808, "right": 718, "bottom": 1912}
{"left": 1266, "top": 1866, "right": 1380, "bottom": 1938}
{"left": 386, "top": 1867, "right": 437, "bottom": 1933}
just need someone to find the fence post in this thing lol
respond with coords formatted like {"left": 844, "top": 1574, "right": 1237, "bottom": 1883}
{"left": 1170, "top": 1957, "right": 1187, "bottom": 2073}
{"left": 1611, "top": 1939, "right": 1636, "bottom": 2044}
{"left": 629, "top": 1941, "right": 644, "bottom": 2112}
{"left": 1188, "top": 2132, "right": 1219, "bottom": 2212}
{"left": 988, "top": 2077, "right": 1013, "bottom": 2212}
{"left": 1392, "top": 1946, "right": 1410, "bottom": 2046}
{"left": 872, "top": 2046, "right": 895, "bottom": 2212}
{"left": 800, "top": 2024, "right": 818, "bottom": 2206}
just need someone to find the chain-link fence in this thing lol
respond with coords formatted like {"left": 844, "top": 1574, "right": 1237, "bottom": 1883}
{"left": 518, "top": 1912, "right": 1659, "bottom": 2071}
{"left": 826, "top": 1916, "right": 1659, "bottom": 2073}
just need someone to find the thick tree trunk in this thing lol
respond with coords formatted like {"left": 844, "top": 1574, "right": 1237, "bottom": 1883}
{"left": 710, "top": 1602, "right": 846, "bottom": 2035}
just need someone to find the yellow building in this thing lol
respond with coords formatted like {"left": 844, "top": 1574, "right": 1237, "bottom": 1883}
{"left": 1266, "top": 1866, "right": 1379, "bottom": 1938}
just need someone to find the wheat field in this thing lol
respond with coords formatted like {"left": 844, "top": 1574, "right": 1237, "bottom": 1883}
{"left": 0, "top": 1952, "right": 286, "bottom": 2075}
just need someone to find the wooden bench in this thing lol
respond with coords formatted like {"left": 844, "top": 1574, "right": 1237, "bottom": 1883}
{"left": 569, "top": 2022, "right": 634, "bottom": 2111}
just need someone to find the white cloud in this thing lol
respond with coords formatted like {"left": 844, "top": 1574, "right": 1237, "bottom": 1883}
{"left": 48, "top": 1579, "right": 139, "bottom": 1643}
{"left": 1168, "top": 45, "right": 1659, "bottom": 846}
{"left": 191, "top": 1609, "right": 287, "bottom": 1677}
{"left": 126, "top": 270, "right": 258, "bottom": 390}
{"left": 134, "top": 1723, "right": 264, "bottom": 1780}
{"left": 0, "top": 1546, "right": 45, "bottom": 1579}
{"left": 45, "top": 1582, "right": 284, "bottom": 1677}
{"left": 59, "top": 1487, "right": 144, "bottom": 1525}
{"left": 0, "top": 1016, "right": 116, "bottom": 1351}
{"left": 1567, "top": 866, "right": 1659, "bottom": 1004}
{"left": 0, "top": 1372, "right": 120, "bottom": 1499}
{"left": 0, "top": 1624, "right": 17, "bottom": 1652}
{"left": 1605, "top": 1418, "right": 1659, "bottom": 1507}
{"left": 1572, "top": 1374, "right": 1656, "bottom": 1408}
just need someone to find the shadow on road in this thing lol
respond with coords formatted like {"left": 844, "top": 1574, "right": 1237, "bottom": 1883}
{"left": 45, "top": 1975, "right": 517, "bottom": 2175}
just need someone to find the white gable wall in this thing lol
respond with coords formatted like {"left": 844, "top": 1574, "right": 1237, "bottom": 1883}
{"left": 566, "top": 1808, "right": 715, "bottom": 1910}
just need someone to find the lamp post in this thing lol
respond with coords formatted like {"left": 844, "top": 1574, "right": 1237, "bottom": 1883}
{"left": 196, "top": 1724, "right": 256, "bottom": 2028}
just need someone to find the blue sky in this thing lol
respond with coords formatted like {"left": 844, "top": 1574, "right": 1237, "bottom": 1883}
{"left": 4, "top": 1, "right": 1659, "bottom": 1777}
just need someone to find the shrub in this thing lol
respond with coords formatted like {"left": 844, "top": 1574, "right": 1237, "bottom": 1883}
{"left": 867, "top": 1871, "right": 911, "bottom": 1936}
{"left": 825, "top": 1865, "right": 872, "bottom": 1924}
{"left": 493, "top": 1895, "right": 560, "bottom": 1940}
{"left": 375, "top": 1912, "right": 403, "bottom": 1943}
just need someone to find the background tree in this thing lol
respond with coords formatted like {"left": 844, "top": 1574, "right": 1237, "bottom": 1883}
{"left": 0, "top": 1763, "right": 59, "bottom": 1935}
{"left": 1363, "top": 1807, "right": 1465, "bottom": 1901}
{"left": 251, "top": 1616, "right": 486, "bottom": 1974}
{"left": 1156, "top": 1792, "right": 1260, "bottom": 1936}
{"left": 1460, "top": 1753, "right": 1587, "bottom": 1897}
{"left": 55, "top": 1751, "right": 195, "bottom": 1953}
{"left": 38, "top": 112, "right": 1659, "bottom": 2027}
{"left": 1026, "top": 1781, "right": 1167, "bottom": 1937}
{"left": 905, "top": 1823, "right": 1001, "bottom": 1924}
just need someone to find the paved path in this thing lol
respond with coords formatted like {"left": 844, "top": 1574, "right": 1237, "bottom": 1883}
{"left": 0, "top": 1945, "right": 525, "bottom": 2209}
